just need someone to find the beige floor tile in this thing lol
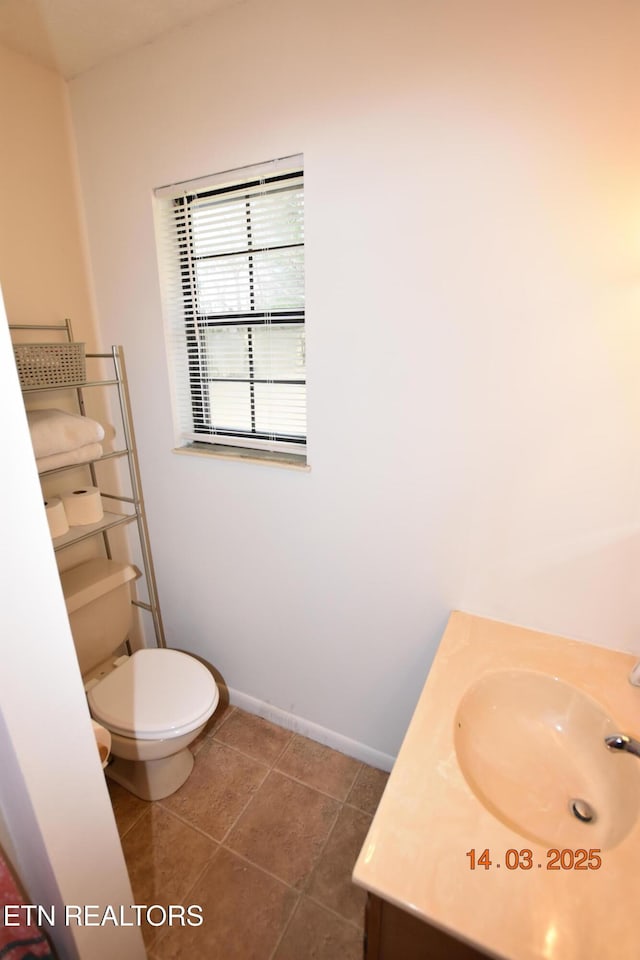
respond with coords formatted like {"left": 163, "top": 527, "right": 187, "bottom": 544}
{"left": 214, "top": 709, "right": 293, "bottom": 765}
{"left": 305, "top": 804, "right": 371, "bottom": 926}
{"left": 154, "top": 847, "right": 298, "bottom": 960}
{"left": 160, "top": 740, "right": 268, "bottom": 840}
{"left": 346, "top": 763, "right": 390, "bottom": 815}
{"left": 275, "top": 735, "right": 362, "bottom": 800}
{"left": 122, "top": 804, "right": 216, "bottom": 902}
{"left": 121, "top": 805, "right": 216, "bottom": 948}
{"left": 226, "top": 771, "right": 339, "bottom": 888}
{"left": 107, "top": 711, "right": 380, "bottom": 958}
{"left": 107, "top": 779, "right": 149, "bottom": 837}
{"left": 190, "top": 702, "right": 236, "bottom": 755}
{"left": 273, "top": 897, "right": 363, "bottom": 960}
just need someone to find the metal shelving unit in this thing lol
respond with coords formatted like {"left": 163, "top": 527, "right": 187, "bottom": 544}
{"left": 11, "top": 320, "right": 166, "bottom": 649}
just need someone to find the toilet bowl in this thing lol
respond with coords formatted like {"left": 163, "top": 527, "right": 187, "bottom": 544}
{"left": 87, "top": 647, "right": 219, "bottom": 800}
{"left": 61, "top": 558, "right": 219, "bottom": 801}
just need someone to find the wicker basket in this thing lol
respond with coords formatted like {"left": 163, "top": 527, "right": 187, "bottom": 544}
{"left": 13, "top": 342, "right": 86, "bottom": 389}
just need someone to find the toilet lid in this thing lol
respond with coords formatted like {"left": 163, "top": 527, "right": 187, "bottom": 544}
{"left": 88, "top": 648, "right": 219, "bottom": 740}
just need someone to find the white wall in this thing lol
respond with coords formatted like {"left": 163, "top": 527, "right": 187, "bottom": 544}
{"left": 0, "top": 45, "right": 144, "bottom": 960}
{"left": 69, "top": 0, "right": 640, "bottom": 759}
{"left": 0, "top": 290, "right": 144, "bottom": 960}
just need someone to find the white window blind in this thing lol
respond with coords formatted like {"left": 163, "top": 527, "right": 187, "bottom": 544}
{"left": 155, "top": 156, "right": 305, "bottom": 456}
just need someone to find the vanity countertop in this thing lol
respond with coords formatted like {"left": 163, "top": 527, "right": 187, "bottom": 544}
{"left": 352, "top": 612, "right": 640, "bottom": 960}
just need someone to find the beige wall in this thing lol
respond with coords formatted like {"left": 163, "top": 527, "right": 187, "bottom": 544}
{"left": 0, "top": 44, "right": 96, "bottom": 342}
{"left": 0, "top": 43, "right": 136, "bottom": 578}
{"left": 0, "top": 46, "right": 144, "bottom": 960}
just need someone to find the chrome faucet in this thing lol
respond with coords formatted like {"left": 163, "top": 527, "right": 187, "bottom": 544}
{"left": 605, "top": 734, "right": 640, "bottom": 758}
{"left": 629, "top": 662, "right": 640, "bottom": 686}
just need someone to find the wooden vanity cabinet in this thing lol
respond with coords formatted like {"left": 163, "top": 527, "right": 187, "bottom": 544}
{"left": 364, "top": 894, "right": 491, "bottom": 960}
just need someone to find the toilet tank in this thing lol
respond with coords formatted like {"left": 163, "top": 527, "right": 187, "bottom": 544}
{"left": 60, "top": 558, "right": 139, "bottom": 675}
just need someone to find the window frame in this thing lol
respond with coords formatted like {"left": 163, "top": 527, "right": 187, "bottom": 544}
{"left": 156, "top": 156, "right": 306, "bottom": 460}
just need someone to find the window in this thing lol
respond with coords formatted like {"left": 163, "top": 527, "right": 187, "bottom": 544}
{"left": 155, "top": 155, "right": 305, "bottom": 459}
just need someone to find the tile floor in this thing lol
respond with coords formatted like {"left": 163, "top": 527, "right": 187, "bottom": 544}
{"left": 108, "top": 703, "right": 389, "bottom": 960}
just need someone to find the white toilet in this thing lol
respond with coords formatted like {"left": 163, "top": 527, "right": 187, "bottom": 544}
{"left": 60, "top": 557, "right": 219, "bottom": 801}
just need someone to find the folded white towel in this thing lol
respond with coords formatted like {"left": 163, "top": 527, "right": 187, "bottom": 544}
{"left": 27, "top": 408, "right": 105, "bottom": 459}
{"left": 36, "top": 442, "right": 104, "bottom": 474}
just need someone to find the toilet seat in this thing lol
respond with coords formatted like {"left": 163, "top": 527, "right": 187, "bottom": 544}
{"left": 88, "top": 648, "right": 218, "bottom": 741}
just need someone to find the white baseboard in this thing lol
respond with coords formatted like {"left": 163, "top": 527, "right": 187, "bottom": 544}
{"left": 227, "top": 687, "right": 395, "bottom": 773}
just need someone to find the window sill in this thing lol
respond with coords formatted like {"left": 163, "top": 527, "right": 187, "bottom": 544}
{"left": 172, "top": 442, "right": 310, "bottom": 471}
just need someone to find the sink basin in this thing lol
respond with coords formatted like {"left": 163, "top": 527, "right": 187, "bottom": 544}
{"left": 454, "top": 669, "right": 640, "bottom": 849}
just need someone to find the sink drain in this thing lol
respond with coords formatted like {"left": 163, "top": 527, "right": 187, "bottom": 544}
{"left": 570, "top": 798, "right": 595, "bottom": 823}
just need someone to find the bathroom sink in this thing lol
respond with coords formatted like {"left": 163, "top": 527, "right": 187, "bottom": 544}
{"left": 454, "top": 669, "right": 640, "bottom": 849}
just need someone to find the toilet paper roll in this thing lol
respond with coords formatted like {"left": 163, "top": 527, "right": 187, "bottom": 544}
{"left": 91, "top": 719, "right": 111, "bottom": 768}
{"left": 61, "top": 486, "right": 104, "bottom": 526}
{"left": 44, "top": 497, "right": 69, "bottom": 538}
